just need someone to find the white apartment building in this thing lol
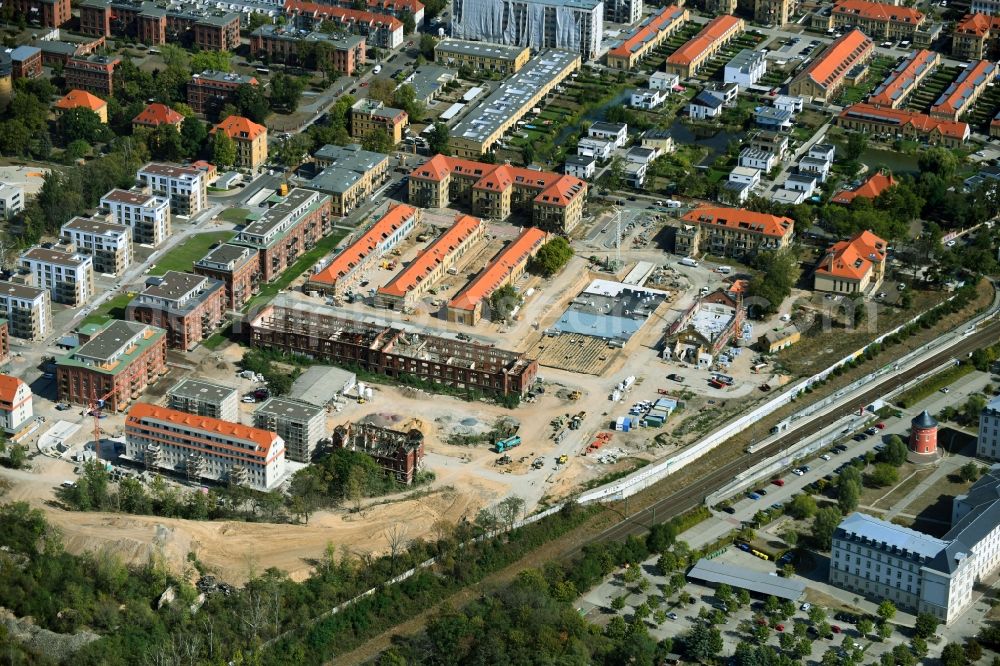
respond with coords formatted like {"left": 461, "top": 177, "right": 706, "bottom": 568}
{"left": 605, "top": 0, "right": 641, "bottom": 24}
{"left": 578, "top": 137, "right": 614, "bottom": 160}
{"left": 650, "top": 70, "right": 680, "bottom": 90}
{"left": 19, "top": 248, "right": 95, "bottom": 307}
{"left": 588, "top": 121, "right": 628, "bottom": 147}
{"left": 739, "top": 148, "right": 777, "bottom": 172}
{"left": 0, "top": 281, "right": 51, "bottom": 341}
{"left": 254, "top": 397, "right": 328, "bottom": 463}
{"left": 978, "top": 396, "right": 1000, "bottom": 459}
{"left": 0, "top": 374, "right": 32, "bottom": 435}
{"left": 832, "top": 467, "right": 1000, "bottom": 625}
{"left": 61, "top": 217, "right": 133, "bottom": 276}
{"left": 451, "top": 0, "right": 603, "bottom": 60}
{"left": 0, "top": 183, "right": 24, "bottom": 219}
{"left": 101, "top": 189, "right": 172, "bottom": 246}
{"left": 564, "top": 154, "right": 596, "bottom": 180}
{"left": 125, "top": 402, "right": 286, "bottom": 491}
{"left": 725, "top": 49, "right": 767, "bottom": 87}
{"left": 972, "top": 0, "right": 1000, "bottom": 14}
{"left": 167, "top": 378, "right": 239, "bottom": 423}
{"left": 136, "top": 163, "right": 207, "bottom": 217}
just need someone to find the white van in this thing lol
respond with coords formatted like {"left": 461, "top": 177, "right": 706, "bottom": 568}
{"left": 679, "top": 257, "right": 698, "bottom": 267}
{"left": 372, "top": 65, "right": 382, "bottom": 74}
{"left": 717, "top": 266, "right": 732, "bottom": 275}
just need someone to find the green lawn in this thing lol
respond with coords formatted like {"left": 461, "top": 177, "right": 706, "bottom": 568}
{"left": 243, "top": 229, "right": 349, "bottom": 312}
{"left": 80, "top": 292, "right": 138, "bottom": 327}
{"left": 218, "top": 208, "right": 250, "bottom": 223}
{"left": 150, "top": 231, "right": 235, "bottom": 276}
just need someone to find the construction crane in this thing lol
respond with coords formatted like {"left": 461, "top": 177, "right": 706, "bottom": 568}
{"left": 87, "top": 361, "right": 146, "bottom": 464}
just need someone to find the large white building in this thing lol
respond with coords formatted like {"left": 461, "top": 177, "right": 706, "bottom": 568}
{"left": 19, "top": 248, "right": 95, "bottom": 307}
{"left": 167, "top": 378, "right": 239, "bottom": 423}
{"left": 979, "top": 396, "right": 1000, "bottom": 459}
{"left": 136, "top": 163, "right": 208, "bottom": 217}
{"left": 0, "top": 282, "right": 51, "bottom": 341}
{"left": 832, "top": 467, "right": 1000, "bottom": 624}
{"left": 60, "top": 217, "right": 133, "bottom": 276}
{"left": 0, "top": 375, "right": 32, "bottom": 436}
{"left": 451, "top": 0, "right": 603, "bottom": 60}
{"left": 253, "top": 397, "right": 328, "bottom": 463}
{"left": 125, "top": 402, "right": 286, "bottom": 491}
{"left": 101, "top": 189, "right": 172, "bottom": 246}
{"left": 0, "top": 183, "right": 24, "bottom": 219}
{"left": 724, "top": 49, "right": 767, "bottom": 87}
{"left": 605, "top": 0, "right": 641, "bottom": 24}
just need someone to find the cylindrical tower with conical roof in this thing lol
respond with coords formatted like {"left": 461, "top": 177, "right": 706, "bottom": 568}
{"left": 909, "top": 410, "right": 938, "bottom": 456}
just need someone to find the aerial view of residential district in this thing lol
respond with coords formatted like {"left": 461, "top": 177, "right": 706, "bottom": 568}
{"left": 5, "top": 0, "right": 1000, "bottom": 662}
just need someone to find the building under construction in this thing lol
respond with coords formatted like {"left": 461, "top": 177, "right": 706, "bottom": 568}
{"left": 331, "top": 421, "right": 424, "bottom": 484}
{"left": 245, "top": 299, "right": 537, "bottom": 397}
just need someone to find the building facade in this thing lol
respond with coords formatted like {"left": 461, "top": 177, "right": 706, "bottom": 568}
{"left": 212, "top": 115, "right": 268, "bottom": 171}
{"left": 676, "top": 206, "right": 794, "bottom": 258}
{"left": 350, "top": 99, "right": 409, "bottom": 145}
{"left": 0, "top": 282, "right": 51, "bottom": 341}
{"left": 250, "top": 25, "right": 365, "bottom": 76}
{"left": 755, "top": 0, "right": 796, "bottom": 26}
{"left": 952, "top": 14, "right": 1000, "bottom": 60}
{"left": 724, "top": 49, "right": 767, "bottom": 87}
{"left": 136, "top": 163, "right": 207, "bottom": 216}
{"left": 132, "top": 102, "right": 184, "bottom": 132}
{"left": 254, "top": 397, "right": 327, "bottom": 462}
{"left": 8, "top": 0, "right": 71, "bottom": 27}
{"left": 9, "top": 45, "right": 42, "bottom": 79}
{"left": 56, "top": 320, "right": 167, "bottom": 411}
{"left": 187, "top": 70, "right": 259, "bottom": 116}
{"left": 813, "top": 229, "right": 887, "bottom": 295}
{"left": 309, "top": 143, "right": 390, "bottom": 216}
{"left": 331, "top": 422, "right": 425, "bottom": 484}
{"left": 60, "top": 217, "right": 133, "bottom": 276}
{"left": 789, "top": 29, "right": 874, "bottom": 101}
{"left": 65, "top": 54, "right": 121, "bottom": 96}
{"left": 194, "top": 243, "right": 262, "bottom": 310}
{"left": 868, "top": 49, "right": 940, "bottom": 108}
{"left": 434, "top": 39, "right": 531, "bottom": 75}
{"left": 19, "top": 248, "right": 95, "bottom": 307}
{"left": 128, "top": 271, "right": 226, "bottom": 350}
{"left": 167, "top": 378, "right": 238, "bottom": 422}
{"left": 606, "top": 5, "right": 690, "bottom": 70}
{"left": 930, "top": 60, "right": 997, "bottom": 121}
{"left": 101, "top": 188, "right": 171, "bottom": 245}
{"left": 831, "top": 0, "right": 925, "bottom": 40}
{"left": 126, "top": 403, "right": 286, "bottom": 490}
{"left": 978, "top": 396, "right": 1000, "bottom": 459}
{"left": 233, "top": 188, "right": 332, "bottom": 283}
{"left": 284, "top": 0, "right": 404, "bottom": 49}
{"left": 451, "top": 0, "right": 603, "bottom": 60}
{"left": 838, "top": 103, "right": 970, "bottom": 147}
{"left": 665, "top": 15, "right": 745, "bottom": 78}
{"left": 0, "top": 375, "right": 31, "bottom": 436}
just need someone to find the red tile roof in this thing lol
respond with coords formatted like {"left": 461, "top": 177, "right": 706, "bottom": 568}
{"left": 867, "top": 49, "right": 938, "bottom": 108}
{"left": 377, "top": 213, "right": 483, "bottom": 298}
{"left": 816, "top": 230, "right": 887, "bottom": 281}
{"left": 833, "top": 0, "right": 924, "bottom": 24}
{"left": 127, "top": 402, "right": 280, "bottom": 457}
{"left": 832, "top": 171, "right": 897, "bottom": 205}
{"left": 0, "top": 374, "right": 27, "bottom": 407}
{"left": 212, "top": 115, "right": 267, "bottom": 141}
{"left": 681, "top": 206, "right": 794, "bottom": 239}
{"left": 449, "top": 227, "right": 547, "bottom": 312}
{"left": 409, "top": 155, "right": 587, "bottom": 208}
{"left": 609, "top": 5, "right": 687, "bottom": 59}
{"left": 283, "top": 0, "right": 403, "bottom": 31}
{"left": 132, "top": 102, "right": 184, "bottom": 128}
{"left": 794, "top": 29, "right": 874, "bottom": 92}
{"left": 666, "top": 14, "right": 743, "bottom": 67}
{"left": 309, "top": 203, "right": 417, "bottom": 286}
{"left": 55, "top": 89, "right": 106, "bottom": 112}
{"left": 954, "top": 12, "right": 1000, "bottom": 38}
{"left": 929, "top": 60, "right": 997, "bottom": 118}
{"left": 839, "top": 103, "right": 971, "bottom": 140}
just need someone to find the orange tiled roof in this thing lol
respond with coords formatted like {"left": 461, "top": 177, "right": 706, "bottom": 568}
{"left": 681, "top": 206, "right": 794, "bottom": 239}
{"left": 55, "top": 89, "right": 106, "bottom": 112}
{"left": 377, "top": 213, "right": 483, "bottom": 298}
{"left": 929, "top": 60, "right": 997, "bottom": 117}
{"left": 133, "top": 102, "right": 184, "bottom": 127}
{"left": 840, "top": 103, "right": 970, "bottom": 140}
{"left": 794, "top": 29, "right": 874, "bottom": 92}
{"left": 832, "top": 171, "right": 897, "bottom": 205}
{"left": 309, "top": 203, "right": 416, "bottom": 286}
{"left": 609, "top": 5, "right": 687, "bottom": 59}
{"left": 867, "top": 49, "right": 938, "bottom": 108}
{"left": 954, "top": 13, "right": 1000, "bottom": 37}
{"left": 212, "top": 115, "right": 267, "bottom": 141}
{"left": 409, "top": 155, "right": 587, "bottom": 208}
{"left": 816, "top": 230, "right": 887, "bottom": 281}
{"left": 283, "top": 0, "right": 403, "bottom": 30}
{"left": 449, "top": 227, "right": 547, "bottom": 312}
{"left": 0, "top": 374, "right": 26, "bottom": 406}
{"left": 833, "top": 0, "right": 924, "bottom": 24}
{"left": 127, "top": 402, "right": 280, "bottom": 457}
{"left": 666, "top": 14, "right": 743, "bottom": 67}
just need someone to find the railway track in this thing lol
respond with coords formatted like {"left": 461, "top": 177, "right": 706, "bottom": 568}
{"left": 568, "top": 321, "right": 1000, "bottom": 554}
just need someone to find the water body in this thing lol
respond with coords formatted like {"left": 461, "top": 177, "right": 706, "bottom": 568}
{"left": 554, "top": 89, "right": 633, "bottom": 145}
{"left": 857, "top": 147, "right": 921, "bottom": 175}
{"left": 668, "top": 120, "right": 741, "bottom": 166}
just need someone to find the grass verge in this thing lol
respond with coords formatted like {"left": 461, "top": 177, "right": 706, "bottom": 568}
{"left": 243, "top": 229, "right": 349, "bottom": 312}
{"left": 80, "top": 292, "right": 137, "bottom": 327}
{"left": 896, "top": 362, "right": 975, "bottom": 408}
{"left": 150, "top": 231, "right": 235, "bottom": 276}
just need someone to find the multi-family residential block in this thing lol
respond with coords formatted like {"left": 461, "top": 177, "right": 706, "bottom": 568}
{"left": 194, "top": 243, "right": 261, "bottom": 310}
{"left": 19, "top": 248, "right": 95, "bottom": 307}
{"left": 350, "top": 98, "right": 409, "bottom": 145}
{"left": 0, "top": 375, "right": 32, "bottom": 436}
{"left": 101, "top": 188, "right": 171, "bottom": 245}
{"left": 186, "top": 70, "right": 259, "bottom": 116}
{"left": 136, "top": 163, "right": 207, "bottom": 216}
{"left": 451, "top": 0, "right": 602, "bottom": 59}
{"left": 831, "top": 0, "right": 925, "bottom": 40}
{"left": 0, "top": 282, "right": 51, "bottom": 341}
{"left": 0, "top": 183, "right": 24, "bottom": 219}
{"left": 606, "top": 5, "right": 690, "bottom": 70}
{"left": 250, "top": 25, "right": 365, "bottom": 76}
{"left": 978, "top": 396, "right": 1000, "bottom": 459}
{"left": 60, "top": 217, "right": 133, "bottom": 276}
{"left": 254, "top": 397, "right": 327, "bottom": 462}
{"left": 434, "top": 39, "right": 530, "bottom": 75}
{"left": 128, "top": 271, "right": 226, "bottom": 350}
{"left": 789, "top": 29, "right": 874, "bottom": 101}
{"left": 676, "top": 206, "right": 794, "bottom": 258}
{"left": 212, "top": 115, "right": 268, "bottom": 171}
{"left": 284, "top": 0, "right": 404, "bottom": 49}
{"left": 167, "top": 378, "right": 239, "bottom": 422}
{"left": 308, "top": 143, "right": 390, "bottom": 216}
{"left": 665, "top": 15, "right": 745, "bottom": 78}
{"left": 65, "top": 54, "right": 120, "bottom": 95}
{"left": 814, "top": 230, "right": 887, "bottom": 295}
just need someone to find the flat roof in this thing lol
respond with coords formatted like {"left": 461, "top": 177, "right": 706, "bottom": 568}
{"left": 196, "top": 242, "right": 258, "bottom": 269}
{"left": 21, "top": 247, "right": 91, "bottom": 268}
{"left": 688, "top": 558, "right": 806, "bottom": 600}
{"left": 435, "top": 38, "right": 529, "bottom": 61}
{"left": 58, "top": 320, "right": 165, "bottom": 374}
{"left": 0, "top": 280, "right": 45, "bottom": 301}
{"left": 255, "top": 397, "right": 324, "bottom": 421}
{"left": 289, "top": 365, "right": 357, "bottom": 406}
{"left": 451, "top": 49, "right": 579, "bottom": 145}
{"left": 62, "top": 216, "right": 130, "bottom": 237}
{"left": 141, "top": 271, "right": 212, "bottom": 300}
{"left": 168, "top": 378, "right": 237, "bottom": 403}
{"left": 237, "top": 188, "right": 326, "bottom": 247}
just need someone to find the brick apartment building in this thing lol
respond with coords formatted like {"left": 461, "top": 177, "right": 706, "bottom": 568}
{"left": 79, "top": 0, "right": 240, "bottom": 51}
{"left": 7, "top": 0, "right": 70, "bottom": 26}
{"left": 331, "top": 422, "right": 425, "bottom": 484}
{"left": 56, "top": 320, "right": 168, "bottom": 411}
{"left": 250, "top": 24, "right": 366, "bottom": 76}
{"left": 284, "top": 0, "right": 404, "bottom": 49}
{"left": 194, "top": 243, "right": 261, "bottom": 310}
{"left": 128, "top": 271, "right": 226, "bottom": 350}
{"left": 9, "top": 46, "right": 42, "bottom": 79}
{"left": 65, "top": 54, "right": 121, "bottom": 96}
{"left": 187, "top": 70, "right": 260, "bottom": 116}
{"left": 232, "top": 188, "right": 332, "bottom": 282}
{"left": 0, "top": 322, "right": 9, "bottom": 366}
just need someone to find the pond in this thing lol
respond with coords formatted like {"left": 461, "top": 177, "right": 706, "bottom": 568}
{"left": 553, "top": 89, "right": 633, "bottom": 145}
{"left": 857, "top": 147, "right": 921, "bottom": 174}
{"left": 667, "top": 120, "right": 741, "bottom": 166}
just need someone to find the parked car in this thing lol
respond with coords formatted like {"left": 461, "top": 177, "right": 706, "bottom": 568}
{"left": 747, "top": 492, "right": 762, "bottom": 500}
{"left": 723, "top": 506, "right": 736, "bottom": 514}
{"left": 821, "top": 454, "right": 832, "bottom": 460}
{"left": 831, "top": 625, "right": 842, "bottom": 634}
{"left": 667, "top": 612, "right": 678, "bottom": 620}
{"left": 771, "top": 478, "right": 785, "bottom": 486}
{"left": 800, "top": 603, "right": 811, "bottom": 611}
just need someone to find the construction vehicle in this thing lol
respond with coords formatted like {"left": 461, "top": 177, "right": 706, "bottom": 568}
{"left": 584, "top": 432, "right": 612, "bottom": 455}
{"left": 531, "top": 457, "right": 545, "bottom": 469}
{"left": 557, "top": 454, "right": 568, "bottom": 464}
{"left": 278, "top": 183, "right": 289, "bottom": 196}
{"left": 495, "top": 435, "right": 522, "bottom": 453}
{"left": 568, "top": 390, "right": 582, "bottom": 400}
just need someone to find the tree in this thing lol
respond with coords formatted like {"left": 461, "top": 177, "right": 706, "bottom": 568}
{"left": 212, "top": 131, "right": 237, "bottom": 168}
{"left": 747, "top": 249, "right": 801, "bottom": 316}
{"left": 808, "top": 606, "right": 826, "bottom": 625}
{"left": 147, "top": 124, "right": 184, "bottom": 161}
{"left": 606, "top": 156, "right": 625, "bottom": 189}
{"left": 399, "top": 9, "right": 415, "bottom": 34}
{"left": 918, "top": 147, "right": 959, "bottom": 179}
{"left": 59, "top": 107, "right": 111, "bottom": 146}
{"left": 960, "top": 461, "right": 983, "bottom": 483}
{"left": 361, "top": 128, "right": 394, "bottom": 154}
{"left": 419, "top": 33, "right": 437, "bottom": 59}
{"left": 65, "top": 139, "right": 91, "bottom": 161}
{"left": 233, "top": 84, "right": 270, "bottom": 123}
{"left": 715, "top": 583, "right": 733, "bottom": 607}
{"left": 787, "top": 494, "right": 817, "bottom": 519}
{"left": 269, "top": 72, "right": 306, "bottom": 112}
{"left": 633, "top": 602, "right": 651, "bottom": 623}
{"left": 867, "top": 463, "right": 899, "bottom": 488}
{"left": 680, "top": 624, "right": 723, "bottom": 662}
{"left": 488, "top": 283, "right": 521, "bottom": 322}
{"left": 856, "top": 617, "right": 873, "bottom": 637}
{"left": 736, "top": 589, "right": 750, "bottom": 609}
{"left": 838, "top": 478, "right": 861, "bottom": 513}
{"left": 345, "top": 466, "right": 365, "bottom": 513}
{"left": 392, "top": 84, "right": 424, "bottom": 122}
{"left": 877, "top": 600, "right": 896, "bottom": 623}
{"left": 180, "top": 116, "right": 208, "bottom": 158}
{"left": 881, "top": 435, "right": 908, "bottom": 466}
{"left": 914, "top": 612, "right": 939, "bottom": 639}
{"left": 941, "top": 643, "right": 968, "bottom": 666}
{"left": 527, "top": 237, "right": 574, "bottom": 277}
{"left": 876, "top": 620, "right": 893, "bottom": 641}
{"left": 7, "top": 443, "right": 26, "bottom": 469}
{"left": 811, "top": 507, "right": 842, "bottom": 550}
{"left": 911, "top": 636, "right": 928, "bottom": 658}
{"left": 845, "top": 132, "right": 868, "bottom": 161}
{"left": 781, "top": 527, "right": 798, "bottom": 547}
{"left": 427, "top": 121, "right": 450, "bottom": 155}
{"left": 191, "top": 50, "right": 233, "bottom": 73}
{"left": 966, "top": 639, "right": 983, "bottom": 663}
